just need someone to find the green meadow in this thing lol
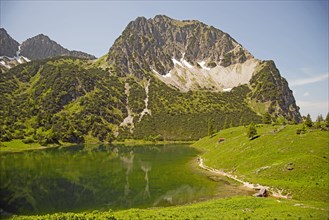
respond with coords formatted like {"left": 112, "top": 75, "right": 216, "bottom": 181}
{"left": 6, "top": 124, "right": 329, "bottom": 219}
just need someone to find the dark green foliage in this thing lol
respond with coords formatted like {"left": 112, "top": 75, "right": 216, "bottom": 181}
{"left": 326, "top": 112, "right": 329, "bottom": 128}
{"left": 207, "top": 118, "right": 214, "bottom": 137}
{"left": 2, "top": 56, "right": 287, "bottom": 143}
{"left": 304, "top": 114, "right": 313, "bottom": 127}
{"left": 262, "top": 112, "right": 272, "bottom": 124}
{"left": 247, "top": 122, "right": 257, "bottom": 140}
{"left": 0, "top": 57, "right": 125, "bottom": 144}
{"left": 315, "top": 114, "right": 323, "bottom": 129}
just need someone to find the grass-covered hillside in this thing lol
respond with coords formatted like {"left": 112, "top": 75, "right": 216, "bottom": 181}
{"left": 193, "top": 124, "right": 329, "bottom": 203}
{"left": 9, "top": 196, "right": 329, "bottom": 219}
{"left": 0, "top": 56, "right": 265, "bottom": 146}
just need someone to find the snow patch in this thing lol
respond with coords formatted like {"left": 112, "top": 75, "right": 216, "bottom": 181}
{"left": 223, "top": 88, "right": 232, "bottom": 92}
{"left": 0, "top": 61, "right": 11, "bottom": 69}
{"left": 172, "top": 58, "right": 183, "bottom": 67}
{"left": 163, "top": 71, "right": 172, "bottom": 78}
{"left": 181, "top": 59, "right": 193, "bottom": 68}
{"left": 198, "top": 61, "right": 211, "bottom": 70}
{"left": 153, "top": 58, "right": 260, "bottom": 92}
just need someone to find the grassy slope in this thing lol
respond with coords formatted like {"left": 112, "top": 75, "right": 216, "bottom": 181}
{"left": 10, "top": 197, "right": 328, "bottom": 219}
{"left": 6, "top": 125, "right": 329, "bottom": 219}
{"left": 193, "top": 124, "right": 329, "bottom": 203}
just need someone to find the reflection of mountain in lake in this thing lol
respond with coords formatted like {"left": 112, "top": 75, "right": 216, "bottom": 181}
{"left": 141, "top": 162, "right": 152, "bottom": 199}
{"left": 0, "top": 144, "right": 250, "bottom": 214}
{"left": 120, "top": 151, "right": 135, "bottom": 198}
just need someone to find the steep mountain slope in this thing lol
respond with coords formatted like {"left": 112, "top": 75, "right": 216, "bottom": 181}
{"left": 20, "top": 34, "right": 96, "bottom": 60}
{"left": 107, "top": 15, "right": 254, "bottom": 82}
{"left": 0, "top": 29, "right": 96, "bottom": 72}
{"left": 0, "top": 28, "right": 19, "bottom": 57}
{"left": 0, "top": 15, "right": 301, "bottom": 144}
{"left": 106, "top": 15, "right": 300, "bottom": 121}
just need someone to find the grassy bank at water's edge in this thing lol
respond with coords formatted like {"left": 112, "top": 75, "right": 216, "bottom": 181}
{"left": 9, "top": 196, "right": 329, "bottom": 219}
{"left": 3, "top": 124, "right": 329, "bottom": 219}
{"left": 193, "top": 124, "right": 329, "bottom": 203}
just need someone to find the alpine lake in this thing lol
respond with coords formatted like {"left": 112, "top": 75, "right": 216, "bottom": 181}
{"left": 0, "top": 144, "right": 252, "bottom": 215}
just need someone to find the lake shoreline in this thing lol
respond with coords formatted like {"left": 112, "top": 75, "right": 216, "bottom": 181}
{"left": 0, "top": 139, "right": 194, "bottom": 153}
{"left": 197, "top": 156, "right": 292, "bottom": 199}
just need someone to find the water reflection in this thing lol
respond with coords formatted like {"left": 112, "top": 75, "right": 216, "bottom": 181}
{"left": 120, "top": 151, "right": 134, "bottom": 197}
{"left": 0, "top": 144, "right": 249, "bottom": 215}
{"left": 141, "top": 161, "right": 151, "bottom": 199}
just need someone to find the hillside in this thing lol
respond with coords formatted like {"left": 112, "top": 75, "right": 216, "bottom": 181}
{"left": 0, "top": 57, "right": 262, "bottom": 144}
{"left": 193, "top": 124, "right": 329, "bottom": 203}
{"left": 0, "top": 15, "right": 301, "bottom": 145}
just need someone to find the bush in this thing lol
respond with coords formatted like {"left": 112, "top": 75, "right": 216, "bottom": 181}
{"left": 22, "top": 137, "right": 35, "bottom": 144}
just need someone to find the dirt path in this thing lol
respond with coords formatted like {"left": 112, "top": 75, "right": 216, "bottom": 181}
{"left": 197, "top": 156, "right": 291, "bottom": 199}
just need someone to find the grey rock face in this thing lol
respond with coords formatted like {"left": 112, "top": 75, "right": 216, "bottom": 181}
{"left": 249, "top": 60, "right": 301, "bottom": 122}
{"left": 0, "top": 28, "right": 19, "bottom": 57}
{"left": 107, "top": 15, "right": 253, "bottom": 78}
{"left": 20, "top": 34, "right": 96, "bottom": 60}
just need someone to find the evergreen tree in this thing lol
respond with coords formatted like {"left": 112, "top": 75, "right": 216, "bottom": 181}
{"left": 262, "top": 112, "right": 272, "bottom": 124}
{"left": 315, "top": 114, "right": 323, "bottom": 129}
{"left": 325, "top": 112, "right": 329, "bottom": 128}
{"left": 247, "top": 122, "right": 257, "bottom": 140}
{"left": 304, "top": 114, "right": 313, "bottom": 127}
{"left": 207, "top": 118, "right": 214, "bottom": 137}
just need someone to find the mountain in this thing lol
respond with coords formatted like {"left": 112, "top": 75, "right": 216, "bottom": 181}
{"left": 107, "top": 15, "right": 300, "bottom": 120}
{"left": 0, "top": 15, "right": 301, "bottom": 145}
{"left": 0, "top": 28, "right": 20, "bottom": 57}
{"left": 20, "top": 34, "right": 96, "bottom": 60}
{"left": 107, "top": 15, "right": 254, "bottom": 87}
{"left": 0, "top": 29, "right": 96, "bottom": 72}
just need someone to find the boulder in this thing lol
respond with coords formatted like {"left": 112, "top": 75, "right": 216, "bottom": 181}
{"left": 253, "top": 187, "right": 267, "bottom": 197}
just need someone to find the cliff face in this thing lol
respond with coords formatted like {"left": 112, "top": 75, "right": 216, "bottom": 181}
{"left": 249, "top": 61, "right": 301, "bottom": 121}
{"left": 107, "top": 15, "right": 253, "bottom": 79}
{"left": 0, "top": 28, "right": 19, "bottom": 57}
{"left": 106, "top": 15, "right": 301, "bottom": 121}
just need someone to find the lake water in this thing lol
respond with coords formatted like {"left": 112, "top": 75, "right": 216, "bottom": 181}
{"left": 0, "top": 144, "right": 250, "bottom": 215}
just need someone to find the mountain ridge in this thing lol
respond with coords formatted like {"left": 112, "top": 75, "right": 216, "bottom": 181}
{"left": 0, "top": 15, "right": 302, "bottom": 144}
{"left": 0, "top": 29, "right": 96, "bottom": 72}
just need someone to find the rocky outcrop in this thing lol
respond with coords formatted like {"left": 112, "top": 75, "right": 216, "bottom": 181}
{"left": 20, "top": 34, "right": 96, "bottom": 60}
{"left": 107, "top": 15, "right": 253, "bottom": 78}
{"left": 0, "top": 28, "right": 19, "bottom": 57}
{"left": 249, "top": 61, "right": 301, "bottom": 122}
{"left": 106, "top": 15, "right": 301, "bottom": 122}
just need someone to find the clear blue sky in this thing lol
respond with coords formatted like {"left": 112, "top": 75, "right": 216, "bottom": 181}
{"left": 1, "top": 0, "right": 328, "bottom": 119}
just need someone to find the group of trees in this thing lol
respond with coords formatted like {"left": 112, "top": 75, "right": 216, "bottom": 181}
{"left": 247, "top": 112, "right": 329, "bottom": 139}
{"left": 1, "top": 56, "right": 326, "bottom": 145}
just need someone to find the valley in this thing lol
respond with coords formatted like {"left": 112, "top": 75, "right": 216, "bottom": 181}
{"left": 0, "top": 14, "right": 327, "bottom": 219}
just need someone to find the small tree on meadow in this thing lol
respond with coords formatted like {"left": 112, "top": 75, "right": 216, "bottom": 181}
{"left": 247, "top": 122, "right": 257, "bottom": 140}
{"left": 304, "top": 114, "right": 313, "bottom": 127}
{"left": 325, "top": 112, "right": 329, "bottom": 128}
{"left": 315, "top": 114, "right": 323, "bottom": 129}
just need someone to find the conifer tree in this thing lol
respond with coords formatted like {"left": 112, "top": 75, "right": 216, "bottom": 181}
{"left": 247, "top": 122, "right": 257, "bottom": 140}
{"left": 304, "top": 114, "right": 313, "bottom": 127}
{"left": 325, "top": 112, "right": 329, "bottom": 128}
{"left": 262, "top": 112, "right": 272, "bottom": 124}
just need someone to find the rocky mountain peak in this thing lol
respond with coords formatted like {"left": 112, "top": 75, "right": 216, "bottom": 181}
{"left": 107, "top": 15, "right": 253, "bottom": 80}
{"left": 20, "top": 34, "right": 96, "bottom": 60}
{"left": 0, "top": 28, "right": 20, "bottom": 57}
